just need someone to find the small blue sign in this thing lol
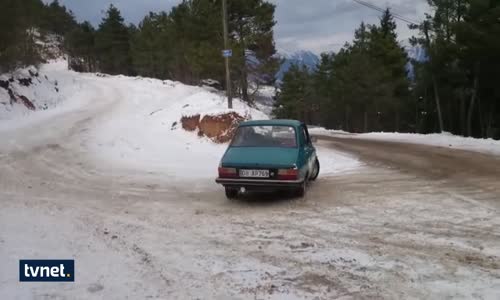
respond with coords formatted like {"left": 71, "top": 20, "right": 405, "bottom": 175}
{"left": 222, "top": 49, "right": 232, "bottom": 57}
{"left": 20, "top": 260, "right": 74, "bottom": 282}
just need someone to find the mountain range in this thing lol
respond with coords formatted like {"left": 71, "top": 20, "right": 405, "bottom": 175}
{"left": 275, "top": 46, "right": 427, "bottom": 83}
{"left": 276, "top": 50, "right": 320, "bottom": 83}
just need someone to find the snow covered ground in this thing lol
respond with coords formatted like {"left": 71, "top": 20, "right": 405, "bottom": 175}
{"left": 0, "top": 61, "right": 83, "bottom": 123}
{"left": 1, "top": 60, "right": 499, "bottom": 299}
{"left": 310, "top": 128, "right": 500, "bottom": 156}
{"left": 1, "top": 61, "right": 360, "bottom": 181}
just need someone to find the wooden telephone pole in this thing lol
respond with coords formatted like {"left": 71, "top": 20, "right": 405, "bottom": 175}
{"left": 222, "top": 0, "right": 233, "bottom": 109}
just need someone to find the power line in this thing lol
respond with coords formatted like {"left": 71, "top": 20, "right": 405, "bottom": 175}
{"left": 351, "top": 0, "right": 421, "bottom": 26}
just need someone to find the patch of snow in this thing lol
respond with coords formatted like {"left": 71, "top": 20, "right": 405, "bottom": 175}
{"left": 253, "top": 85, "right": 276, "bottom": 116}
{"left": 312, "top": 128, "right": 500, "bottom": 156}
{"left": 316, "top": 144, "right": 362, "bottom": 176}
{"left": 86, "top": 75, "right": 267, "bottom": 180}
{"left": 308, "top": 127, "right": 350, "bottom": 136}
{"left": 0, "top": 59, "right": 81, "bottom": 124}
{"left": 1, "top": 60, "right": 363, "bottom": 182}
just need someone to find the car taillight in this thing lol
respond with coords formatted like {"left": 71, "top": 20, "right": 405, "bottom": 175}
{"left": 218, "top": 167, "right": 237, "bottom": 178}
{"left": 277, "top": 168, "right": 298, "bottom": 180}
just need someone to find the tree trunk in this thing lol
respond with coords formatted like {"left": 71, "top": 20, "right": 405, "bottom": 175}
{"left": 363, "top": 110, "right": 368, "bottom": 133}
{"left": 478, "top": 97, "right": 485, "bottom": 138}
{"left": 467, "top": 64, "right": 480, "bottom": 137}
{"left": 486, "top": 103, "right": 494, "bottom": 138}
{"left": 241, "top": 72, "right": 249, "bottom": 102}
{"left": 460, "top": 96, "right": 466, "bottom": 136}
{"left": 395, "top": 110, "right": 400, "bottom": 132}
{"left": 344, "top": 105, "right": 350, "bottom": 132}
{"left": 432, "top": 76, "right": 445, "bottom": 133}
{"left": 424, "top": 22, "right": 444, "bottom": 133}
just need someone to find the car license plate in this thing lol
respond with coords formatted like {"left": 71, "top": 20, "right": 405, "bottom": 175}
{"left": 239, "top": 169, "right": 269, "bottom": 178}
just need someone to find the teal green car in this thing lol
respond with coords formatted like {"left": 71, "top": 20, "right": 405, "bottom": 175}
{"left": 216, "top": 120, "right": 320, "bottom": 198}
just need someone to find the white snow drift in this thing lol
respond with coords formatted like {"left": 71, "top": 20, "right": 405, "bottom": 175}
{"left": 0, "top": 60, "right": 361, "bottom": 180}
{"left": 311, "top": 127, "right": 500, "bottom": 156}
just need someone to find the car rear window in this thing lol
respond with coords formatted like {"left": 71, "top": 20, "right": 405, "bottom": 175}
{"left": 231, "top": 125, "right": 297, "bottom": 148}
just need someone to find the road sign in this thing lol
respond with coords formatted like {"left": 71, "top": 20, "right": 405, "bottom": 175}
{"left": 222, "top": 49, "right": 232, "bottom": 58}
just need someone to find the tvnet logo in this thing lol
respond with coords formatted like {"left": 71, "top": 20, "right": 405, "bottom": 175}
{"left": 19, "top": 260, "right": 74, "bottom": 282}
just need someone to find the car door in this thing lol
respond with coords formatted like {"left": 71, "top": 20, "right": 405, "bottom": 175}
{"left": 300, "top": 124, "right": 316, "bottom": 178}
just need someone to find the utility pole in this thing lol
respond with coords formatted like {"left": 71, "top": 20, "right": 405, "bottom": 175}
{"left": 222, "top": 0, "right": 233, "bottom": 109}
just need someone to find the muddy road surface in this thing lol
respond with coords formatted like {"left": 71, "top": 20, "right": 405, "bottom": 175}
{"left": 1, "top": 109, "right": 499, "bottom": 299}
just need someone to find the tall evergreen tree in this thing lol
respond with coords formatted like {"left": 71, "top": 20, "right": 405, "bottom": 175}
{"left": 228, "top": 0, "right": 279, "bottom": 102}
{"left": 42, "top": 0, "right": 77, "bottom": 36}
{"left": 95, "top": 5, "right": 132, "bottom": 75}
{"left": 66, "top": 21, "right": 96, "bottom": 72}
{"left": 273, "top": 64, "right": 314, "bottom": 122}
{"left": 368, "top": 9, "right": 410, "bottom": 131}
{"left": 0, "top": 0, "right": 45, "bottom": 72}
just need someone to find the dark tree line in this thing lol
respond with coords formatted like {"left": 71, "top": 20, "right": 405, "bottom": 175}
{"left": 1, "top": 0, "right": 279, "bottom": 103}
{"left": 65, "top": 0, "right": 279, "bottom": 103}
{"left": 0, "top": 0, "right": 77, "bottom": 73}
{"left": 276, "top": 1, "right": 500, "bottom": 139}
{"left": 275, "top": 10, "right": 411, "bottom": 133}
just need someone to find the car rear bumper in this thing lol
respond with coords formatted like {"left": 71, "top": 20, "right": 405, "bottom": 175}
{"left": 215, "top": 177, "right": 304, "bottom": 189}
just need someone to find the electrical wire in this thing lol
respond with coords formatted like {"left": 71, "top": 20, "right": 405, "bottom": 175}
{"left": 351, "top": 0, "right": 421, "bottom": 26}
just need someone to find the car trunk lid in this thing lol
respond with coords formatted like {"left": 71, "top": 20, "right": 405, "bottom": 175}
{"left": 222, "top": 147, "right": 299, "bottom": 169}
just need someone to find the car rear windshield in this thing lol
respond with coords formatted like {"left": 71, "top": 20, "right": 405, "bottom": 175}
{"left": 231, "top": 125, "right": 297, "bottom": 148}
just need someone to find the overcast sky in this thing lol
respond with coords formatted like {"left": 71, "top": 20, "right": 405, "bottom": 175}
{"left": 49, "top": 0, "right": 429, "bottom": 54}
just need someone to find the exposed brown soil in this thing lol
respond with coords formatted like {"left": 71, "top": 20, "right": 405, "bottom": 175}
{"left": 180, "top": 114, "right": 200, "bottom": 131}
{"left": 181, "top": 112, "right": 245, "bottom": 143}
{"left": 199, "top": 112, "right": 245, "bottom": 143}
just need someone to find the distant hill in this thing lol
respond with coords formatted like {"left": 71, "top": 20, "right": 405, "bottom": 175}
{"left": 406, "top": 46, "right": 428, "bottom": 79}
{"left": 275, "top": 47, "right": 426, "bottom": 84}
{"left": 276, "top": 50, "right": 320, "bottom": 83}
{"left": 406, "top": 46, "right": 428, "bottom": 63}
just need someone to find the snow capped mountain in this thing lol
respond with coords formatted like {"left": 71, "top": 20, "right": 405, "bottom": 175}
{"left": 276, "top": 50, "right": 320, "bottom": 83}
{"left": 406, "top": 46, "right": 428, "bottom": 63}
{"left": 275, "top": 47, "right": 427, "bottom": 83}
{"left": 406, "top": 46, "right": 428, "bottom": 80}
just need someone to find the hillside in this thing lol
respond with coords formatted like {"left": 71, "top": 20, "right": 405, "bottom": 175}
{"left": 0, "top": 60, "right": 360, "bottom": 180}
{"left": 276, "top": 50, "right": 320, "bottom": 83}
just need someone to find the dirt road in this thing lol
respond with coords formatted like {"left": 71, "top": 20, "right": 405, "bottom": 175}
{"left": 318, "top": 134, "right": 500, "bottom": 208}
{"left": 1, "top": 105, "right": 499, "bottom": 299}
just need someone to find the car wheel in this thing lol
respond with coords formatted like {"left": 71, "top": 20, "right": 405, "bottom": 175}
{"left": 296, "top": 179, "right": 307, "bottom": 198}
{"left": 225, "top": 187, "right": 238, "bottom": 199}
{"left": 310, "top": 159, "right": 320, "bottom": 181}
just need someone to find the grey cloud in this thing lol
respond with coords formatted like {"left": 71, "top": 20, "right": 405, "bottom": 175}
{"left": 270, "top": 0, "right": 429, "bottom": 54}
{"left": 47, "top": 0, "right": 428, "bottom": 54}
{"left": 48, "top": 0, "right": 178, "bottom": 25}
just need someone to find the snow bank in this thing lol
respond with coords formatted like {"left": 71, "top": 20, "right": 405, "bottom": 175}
{"left": 0, "top": 60, "right": 97, "bottom": 131}
{"left": 311, "top": 128, "right": 500, "bottom": 156}
{"left": 84, "top": 72, "right": 269, "bottom": 180}
{"left": 316, "top": 145, "right": 362, "bottom": 176}
{"left": 1, "top": 60, "right": 362, "bottom": 181}
{"left": 360, "top": 132, "right": 500, "bottom": 156}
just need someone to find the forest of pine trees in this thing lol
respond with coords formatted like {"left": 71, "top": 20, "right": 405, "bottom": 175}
{"left": 275, "top": 1, "right": 500, "bottom": 139}
{"left": 0, "top": 0, "right": 77, "bottom": 72}
{"left": 0, "top": 0, "right": 498, "bottom": 139}
{"left": 1, "top": 0, "right": 279, "bottom": 103}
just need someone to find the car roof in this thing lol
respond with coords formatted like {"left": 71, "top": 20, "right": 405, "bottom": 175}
{"left": 239, "top": 119, "right": 302, "bottom": 127}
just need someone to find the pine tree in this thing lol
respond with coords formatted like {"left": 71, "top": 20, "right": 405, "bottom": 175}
{"left": 0, "top": 0, "right": 46, "bottom": 72}
{"left": 66, "top": 21, "right": 96, "bottom": 72}
{"left": 95, "top": 5, "right": 132, "bottom": 75}
{"left": 368, "top": 9, "right": 410, "bottom": 131}
{"left": 42, "top": 0, "right": 77, "bottom": 36}
{"left": 273, "top": 64, "right": 314, "bottom": 122}
{"left": 228, "top": 0, "right": 279, "bottom": 102}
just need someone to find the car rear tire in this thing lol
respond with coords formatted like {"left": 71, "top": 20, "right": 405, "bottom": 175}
{"left": 225, "top": 187, "right": 238, "bottom": 199}
{"left": 296, "top": 179, "right": 307, "bottom": 198}
{"left": 310, "top": 159, "right": 320, "bottom": 181}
